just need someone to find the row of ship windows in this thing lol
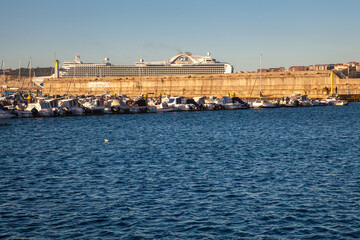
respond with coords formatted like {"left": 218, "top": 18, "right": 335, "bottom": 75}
{"left": 65, "top": 67, "right": 225, "bottom": 77}
{"left": 68, "top": 68, "right": 224, "bottom": 73}
{"left": 66, "top": 71, "right": 223, "bottom": 76}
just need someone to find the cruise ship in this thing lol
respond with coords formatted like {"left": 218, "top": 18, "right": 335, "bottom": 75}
{"left": 59, "top": 52, "right": 233, "bottom": 78}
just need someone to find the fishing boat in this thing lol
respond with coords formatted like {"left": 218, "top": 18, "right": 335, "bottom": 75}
{"left": 167, "top": 96, "right": 197, "bottom": 111}
{"left": 193, "top": 96, "right": 217, "bottom": 110}
{"left": 82, "top": 97, "right": 105, "bottom": 114}
{"left": 155, "top": 102, "right": 178, "bottom": 112}
{"left": 251, "top": 99, "right": 279, "bottom": 108}
{"left": 168, "top": 96, "right": 189, "bottom": 111}
{"left": 58, "top": 98, "right": 84, "bottom": 116}
{"left": 107, "top": 99, "right": 131, "bottom": 114}
{"left": 279, "top": 97, "right": 299, "bottom": 107}
{"left": 18, "top": 102, "right": 55, "bottom": 117}
{"left": 216, "top": 96, "right": 249, "bottom": 110}
{"left": 321, "top": 96, "right": 348, "bottom": 106}
{"left": 130, "top": 98, "right": 156, "bottom": 113}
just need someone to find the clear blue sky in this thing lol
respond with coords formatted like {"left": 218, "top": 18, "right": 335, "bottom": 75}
{"left": 1, "top": 0, "right": 359, "bottom": 72}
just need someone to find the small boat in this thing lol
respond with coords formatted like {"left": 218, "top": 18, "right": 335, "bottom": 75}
{"left": 290, "top": 94, "right": 313, "bottom": 107}
{"left": 184, "top": 98, "right": 200, "bottom": 111}
{"left": 251, "top": 99, "right": 279, "bottom": 108}
{"left": 0, "top": 104, "right": 13, "bottom": 125}
{"left": 279, "top": 97, "right": 299, "bottom": 107}
{"left": 58, "top": 98, "right": 84, "bottom": 116}
{"left": 216, "top": 96, "right": 249, "bottom": 110}
{"left": 194, "top": 96, "right": 216, "bottom": 110}
{"left": 167, "top": 96, "right": 198, "bottom": 111}
{"left": 18, "top": 102, "right": 55, "bottom": 117}
{"left": 107, "top": 99, "right": 131, "bottom": 114}
{"left": 82, "top": 97, "right": 105, "bottom": 114}
{"left": 43, "top": 98, "right": 61, "bottom": 116}
{"left": 155, "top": 102, "right": 177, "bottom": 112}
{"left": 321, "top": 96, "right": 348, "bottom": 106}
{"left": 130, "top": 98, "right": 156, "bottom": 113}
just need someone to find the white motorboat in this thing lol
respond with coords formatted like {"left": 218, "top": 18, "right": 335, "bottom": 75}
{"left": 279, "top": 97, "right": 299, "bottom": 107}
{"left": 251, "top": 99, "right": 279, "bottom": 108}
{"left": 18, "top": 102, "right": 55, "bottom": 117}
{"left": 289, "top": 94, "right": 313, "bottom": 107}
{"left": 167, "top": 96, "right": 198, "bottom": 111}
{"left": 155, "top": 102, "right": 178, "bottom": 112}
{"left": 82, "top": 97, "right": 105, "bottom": 114}
{"left": 130, "top": 98, "right": 156, "bottom": 113}
{"left": 58, "top": 98, "right": 84, "bottom": 116}
{"left": 216, "top": 96, "right": 249, "bottom": 110}
{"left": 107, "top": 99, "right": 131, "bottom": 114}
{"left": 194, "top": 96, "right": 219, "bottom": 110}
{"left": 321, "top": 96, "right": 348, "bottom": 106}
{"left": 43, "top": 98, "right": 61, "bottom": 116}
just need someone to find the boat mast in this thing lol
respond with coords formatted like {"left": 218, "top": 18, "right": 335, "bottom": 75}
{"left": 28, "top": 57, "right": 32, "bottom": 91}
{"left": 54, "top": 54, "right": 56, "bottom": 97}
{"left": 260, "top": 53, "right": 262, "bottom": 99}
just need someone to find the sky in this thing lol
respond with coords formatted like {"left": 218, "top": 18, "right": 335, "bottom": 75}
{"left": 1, "top": 0, "right": 359, "bottom": 72}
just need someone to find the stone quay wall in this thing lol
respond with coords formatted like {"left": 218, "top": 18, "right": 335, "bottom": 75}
{"left": 42, "top": 71, "right": 360, "bottom": 99}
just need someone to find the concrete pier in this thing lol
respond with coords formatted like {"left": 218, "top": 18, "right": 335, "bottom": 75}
{"left": 39, "top": 70, "right": 360, "bottom": 99}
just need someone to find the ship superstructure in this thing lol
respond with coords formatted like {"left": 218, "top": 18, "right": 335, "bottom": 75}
{"left": 59, "top": 52, "right": 233, "bottom": 78}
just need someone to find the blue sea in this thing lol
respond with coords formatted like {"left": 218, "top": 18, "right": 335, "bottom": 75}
{"left": 1, "top": 104, "right": 360, "bottom": 239}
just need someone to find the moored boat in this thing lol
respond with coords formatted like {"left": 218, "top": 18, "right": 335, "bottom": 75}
{"left": 58, "top": 98, "right": 84, "bottom": 116}
{"left": 17, "top": 102, "right": 54, "bottom": 117}
{"left": 216, "top": 96, "right": 249, "bottom": 110}
{"left": 251, "top": 99, "right": 279, "bottom": 108}
{"left": 82, "top": 97, "right": 105, "bottom": 114}
{"left": 321, "top": 96, "right": 348, "bottom": 106}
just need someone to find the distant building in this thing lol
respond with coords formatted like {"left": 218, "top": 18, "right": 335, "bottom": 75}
{"left": 308, "top": 64, "right": 334, "bottom": 71}
{"left": 356, "top": 64, "right": 360, "bottom": 72}
{"left": 268, "top": 67, "right": 285, "bottom": 72}
{"left": 257, "top": 67, "right": 285, "bottom": 73}
{"left": 289, "top": 66, "right": 309, "bottom": 71}
{"left": 334, "top": 64, "right": 348, "bottom": 71}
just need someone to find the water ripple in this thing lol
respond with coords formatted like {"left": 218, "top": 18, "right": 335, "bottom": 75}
{"left": 1, "top": 105, "right": 360, "bottom": 238}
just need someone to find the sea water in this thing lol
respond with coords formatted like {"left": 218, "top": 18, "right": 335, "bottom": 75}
{"left": 1, "top": 104, "right": 360, "bottom": 239}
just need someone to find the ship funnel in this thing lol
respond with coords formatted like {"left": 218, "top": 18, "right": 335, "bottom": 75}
{"left": 55, "top": 60, "right": 59, "bottom": 78}
{"left": 75, "top": 53, "right": 81, "bottom": 63}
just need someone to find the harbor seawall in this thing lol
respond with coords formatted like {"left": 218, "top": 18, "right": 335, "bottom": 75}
{"left": 42, "top": 71, "right": 360, "bottom": 99}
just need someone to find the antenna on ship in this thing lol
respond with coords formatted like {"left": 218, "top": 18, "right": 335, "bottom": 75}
{"left": 27, "top": 57, "right": 32, "bottom": 91}
{"left": 138, "top": 55, "right": 141, "bottom": 77}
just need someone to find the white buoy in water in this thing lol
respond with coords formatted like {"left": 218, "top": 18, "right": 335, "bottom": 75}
{"left": 104, "top": 139, "right": 109, "bottom": 143}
